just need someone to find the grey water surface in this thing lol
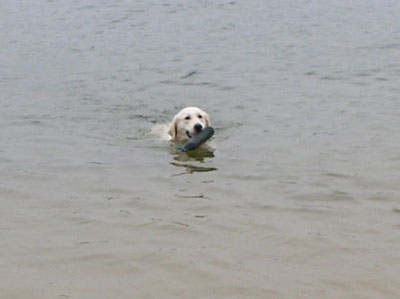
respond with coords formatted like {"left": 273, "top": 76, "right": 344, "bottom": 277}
{"left": 1, "top": 0, "right": 400, "bottom": 298}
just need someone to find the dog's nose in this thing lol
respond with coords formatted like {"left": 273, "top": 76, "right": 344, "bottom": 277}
{"left": 194, "top": 123, "right": 203, "bottom": 133}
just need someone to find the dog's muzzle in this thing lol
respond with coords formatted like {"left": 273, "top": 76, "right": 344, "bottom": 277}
{"left": 194, "top": 123, "right": 203, "bottom": 133}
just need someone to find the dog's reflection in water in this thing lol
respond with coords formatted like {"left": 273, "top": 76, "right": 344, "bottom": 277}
{"left": 169, "top": 145, "right": 217, "bottom": 175}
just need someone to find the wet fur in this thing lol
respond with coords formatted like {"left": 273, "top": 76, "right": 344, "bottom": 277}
{"left": 168, "top": 107, "right": 211, "bottom": 141}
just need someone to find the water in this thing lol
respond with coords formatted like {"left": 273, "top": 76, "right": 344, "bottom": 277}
{"left": 1, "top": 0, "right": 400, "bottom": 298}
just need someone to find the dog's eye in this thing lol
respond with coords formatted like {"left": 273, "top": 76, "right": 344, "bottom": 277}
{"left": 198, "top": 115, "right": 203, "bottom": 118}
{"left": 185, "top": 116, "right": 191, "bottom": 120}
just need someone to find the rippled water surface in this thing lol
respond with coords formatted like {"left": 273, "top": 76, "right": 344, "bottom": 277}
{"left": 1, "top": 0, "right": 400, "bottom": 298}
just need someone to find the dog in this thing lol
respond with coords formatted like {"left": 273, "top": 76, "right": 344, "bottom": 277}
{"left": 168, "top": 107, "right": 211, "bottom": 141}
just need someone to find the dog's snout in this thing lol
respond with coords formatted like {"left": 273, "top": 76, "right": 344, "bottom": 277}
{"left": 194, "top": 123, "right": 203, "bottom": 133}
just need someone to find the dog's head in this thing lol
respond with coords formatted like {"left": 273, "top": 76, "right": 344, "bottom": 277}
{"left": 168, "top": 107, "right": 211, "bottom": 140}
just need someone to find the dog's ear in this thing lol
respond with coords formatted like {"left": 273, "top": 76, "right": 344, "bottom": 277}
{"left": 204, "top": 112, "right": 211, "bottom": 127}
{"left": 168, "top": 118, "right": 178, "bottom": 139}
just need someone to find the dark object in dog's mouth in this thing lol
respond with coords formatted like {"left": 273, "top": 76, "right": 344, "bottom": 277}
{"left": 186, "top": 125, "right": 204, "bottom": 139}
{"left": 180, "top": 127, "right": 214, "bottom": 152}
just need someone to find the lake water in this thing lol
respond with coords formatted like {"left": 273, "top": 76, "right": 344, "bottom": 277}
{"left": 1, "top": 0, "right": 400, "bottom": 298}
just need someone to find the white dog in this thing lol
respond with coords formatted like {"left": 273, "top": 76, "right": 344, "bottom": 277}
{"left": 168, "top": 107, "right": 211, "bottom": 141}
